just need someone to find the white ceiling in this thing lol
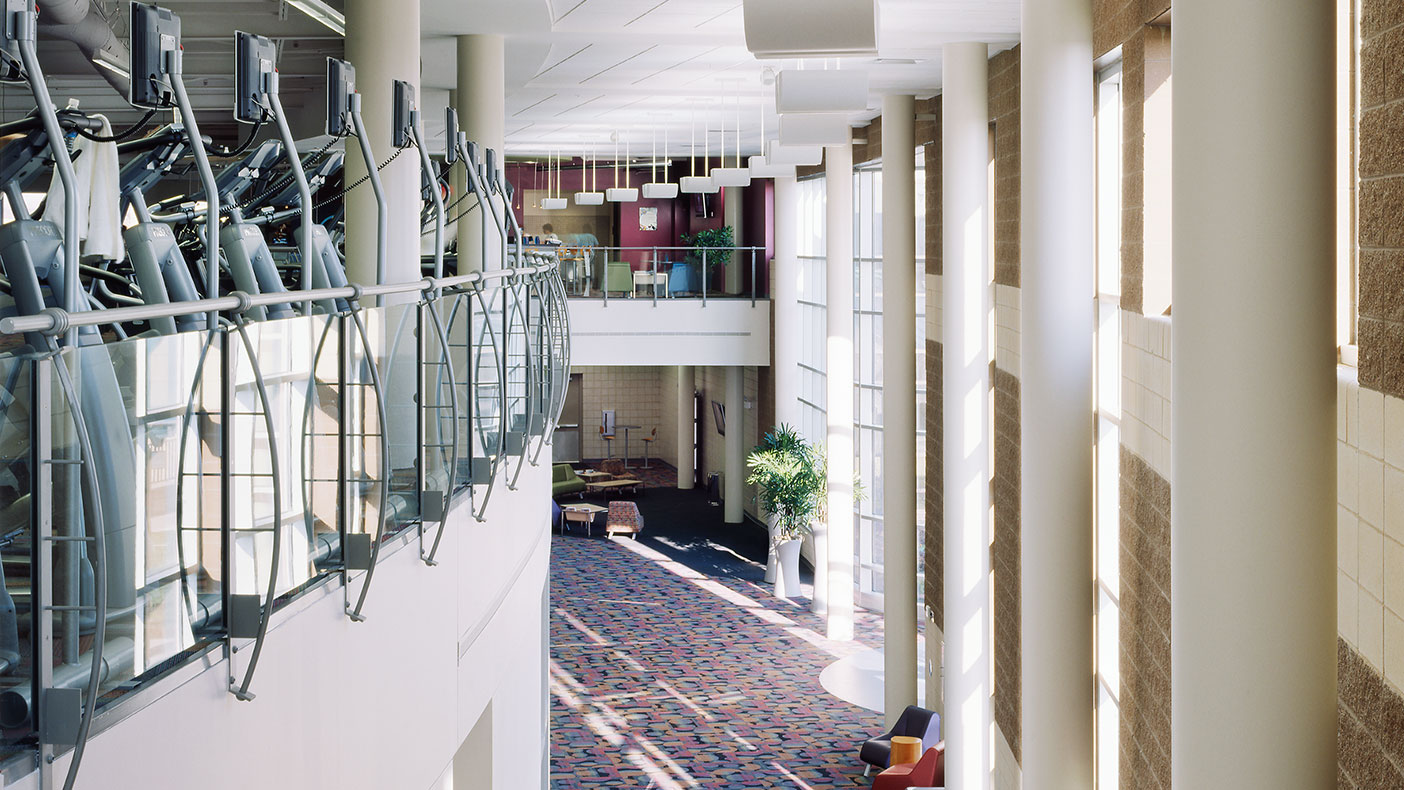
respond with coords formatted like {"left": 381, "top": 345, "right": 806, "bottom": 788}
{"left": 17, "top": 0, "right": 1019, "bottom": 158}
{"left": 421, "top": 0, "right": 1021, "bottom": 159}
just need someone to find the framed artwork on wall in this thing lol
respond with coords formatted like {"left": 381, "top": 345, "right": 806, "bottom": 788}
{"left": 639, "top": 206, "right": 658, "bottom": 231}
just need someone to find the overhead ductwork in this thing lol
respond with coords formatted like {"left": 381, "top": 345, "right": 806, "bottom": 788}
{"left": 36, "top": 0, "right": 131, "bottom": 97}
{"left": 743, "top": 0, "right": 878, "bottom": 59}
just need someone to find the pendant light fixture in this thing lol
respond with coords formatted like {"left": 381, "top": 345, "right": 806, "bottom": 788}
{"left": 679, "top": 107, "right": 716, "bottom": 194}
{"left": 541, "top": 149, "right": 567, "bottom": 209}
{"left": 575, "top": 141, "right": 605, "bottom": 205}
{"left": 606, "top": 133, "right": 638, "bottom": 202}
{"left": 712, "top": 89, "right": 752, "bottom": 187}
{"left": 642, "top": 123, "right": 679, "bottom": 199}
{"left": 749, "top": 92, "right": 797, "bottom": 178}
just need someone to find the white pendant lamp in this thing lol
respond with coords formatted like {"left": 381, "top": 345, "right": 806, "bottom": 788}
{"left": 642, "top": 124, "right": 679, "bottom": 199}
{"left": 606, "top": 135, "right": 639, "bottom": 202}
{"left": 711, "top": 92, "right": 752, "bottom": 188}
{"left": 679, "top": 116, "right": 716, "bottom": 194}
{"left": 541, "top": 150, "right": 567, "bottom": 209}
{"left": 747, "top": 97, "right": 796, "bottom": 178}
{"left": 575, "top": 143, "right": 604, "bottom": 205}
{"left": 766, "top": 138, "right": 823, "bottom": 166}
{"left": 743, "top": 0, "right": 878, "bottom": 59}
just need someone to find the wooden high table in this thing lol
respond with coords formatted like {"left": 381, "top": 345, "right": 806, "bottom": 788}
{"left": 585, "top": 478, "right": 644, "bottom": 497}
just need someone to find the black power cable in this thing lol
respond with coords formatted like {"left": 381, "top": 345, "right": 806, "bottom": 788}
{"left": 74, "top": 108, "right": 158, "bottom": 143}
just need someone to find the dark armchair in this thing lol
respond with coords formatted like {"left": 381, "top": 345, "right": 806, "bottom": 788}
{"left": 859, "top": 705, "right": 941, "bottom": 775}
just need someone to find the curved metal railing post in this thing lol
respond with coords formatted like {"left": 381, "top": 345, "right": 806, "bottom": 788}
{"left": 343, "top": 297, "right": 392, "bottom": 622}
{"left": 33, "top": 345, "right": 109, "bottom": 790}
{"left": 470, "top": 284, "right": 504, "bottom": 521}
{"left": 226, "top": 315, "right": 283, "bottom": 702}
{"left": 421, "top": 293, "right": 460, "bottom": 566}
{"left": 175, "top": 328, "right": 222, "bottom": 636}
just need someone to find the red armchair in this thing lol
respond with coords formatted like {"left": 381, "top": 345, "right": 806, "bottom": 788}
{"left": 872, "top": 744, "right": 944, "bottom": 790}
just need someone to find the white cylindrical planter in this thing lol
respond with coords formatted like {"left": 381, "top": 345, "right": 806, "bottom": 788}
{"left": 765, "top": 514, "right": 780, "bottom": 583}
{"left": 676, "top": 365, "right": 695, "bottom": 489}
{"left": 942, "top": 43, "right": 991, "bottom": 789}
{"left": 824, "top": 136, "right": 855, "bottom": 641}
{"left": 1172, "top": 2, "right": 1336, "bottom": 787}
{"left": 882, "top": 92, "right": 919, "bottom": 727}
{"left": 773, "top": 175, "right": 801, "bottom": 431}
{"left": 1020, "top": 0, "right": 1095, "bottom": 783}
{"left": 724, "top": 366, "right": 745, "bottom": 524}
{"left": 456, "top": 34, "right": 505, "bottom": 273}
{"left": 775, "top": 539, "right": 803, "bottom": 600}
{"left": 344, "top": 0, "right": 421, "bottom": 289}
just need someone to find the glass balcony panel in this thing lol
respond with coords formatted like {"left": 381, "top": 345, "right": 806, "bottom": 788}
{"left": 364, "top": 302, "right": 420, "bottom": 537}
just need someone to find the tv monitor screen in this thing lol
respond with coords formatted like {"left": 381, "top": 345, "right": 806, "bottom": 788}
{"left": 325, "top": 57, "right": 355, "bottom": 137}
{"left": 692, "top": 192, "right": 716, "bottom": 218}
{"left": 233, "top": 30, "right": 276, "bottom": 123}
{"left": 712, "top": 400, "right": 725, "bottom": 436}
{"left": 392, "top": 79, "right": 414, "bottom": 149}
{"left": 129, "top": 3, "right": 181, "bottom": 109}
{"left": 445, "top": 107, "right": 459, "bottom": 164}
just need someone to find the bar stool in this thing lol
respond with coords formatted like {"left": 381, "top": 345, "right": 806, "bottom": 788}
{"left": 600, "top": 424, "right": 615, "bottom": 458}
{"left": 640, "top": 427, "right": 656, "bottom": 468}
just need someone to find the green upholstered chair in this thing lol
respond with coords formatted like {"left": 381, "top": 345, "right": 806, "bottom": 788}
{"left": 605, "top": 261, "right": 634, "bottom": 296}
{"left": 553, "top": 464, "right": 586, "bottom": 498}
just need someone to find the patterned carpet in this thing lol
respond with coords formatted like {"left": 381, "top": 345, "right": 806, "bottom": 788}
{"left": 550, "top": 514, "right": 887, "bottom": 788}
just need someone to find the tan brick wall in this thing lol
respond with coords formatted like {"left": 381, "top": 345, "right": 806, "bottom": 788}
{"left": 1120, "top": 30, "right": 1146, "bottom": 311}
{"left": 1339, "top": 638, "right": 1404, "bottom": 787}
{"left": 926, "top": 98, "right": 943, "bottom": 277}
{"left": 991, "top": 48, "right": 1021, "bottom": 288}
{"left": 1359, "top": 0, "right": 1404, "bottom": 399}
{"left": 992, "top": 365, "right": 1022, "bottom": 761}
{"left": 1119, "top": 447, "right": 1172, "bottom": 790}
{"left": 924, "top": 340, "right": 943, "bottom": 630}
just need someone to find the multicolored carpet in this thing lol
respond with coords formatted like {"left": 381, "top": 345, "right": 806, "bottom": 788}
{"left": 550, "top": 513, "right": 887, "bottom": 788}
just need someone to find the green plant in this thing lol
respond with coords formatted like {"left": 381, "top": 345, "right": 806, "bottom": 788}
{"left": 682, "top": 225, "right": 735, "bottom": 270}
{"left": 746, "top": 424, "right": 825, "bottom": 542}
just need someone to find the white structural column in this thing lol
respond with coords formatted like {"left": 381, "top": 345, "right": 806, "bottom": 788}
{"left": 825, "top": 137, "right": 855, "bottom": 641}
{"left": 456, "top": 34, "right": 505, "bottom": 272}
{"left": 724, "top": 366, "right": 745, "bottom": 523}
{"left": 1173, "top": 3, "right": 1336, "bottom": 787}
{"left": 344, "top": 0, "right": 421, "bottom": 287}
{"left": 941, "top": 45, "right": 991, "bottom": 788}
{"left": 1020, "top": 0, "right": 1095, "bottom": 784}
{"left": 882, "top": 93, "right": 919, "bottom": 727}
{"left": 773, "top": 175, "right": 801, "bottom": 431}
{"left": 724, "top": 187, "right": 746, "bottom": 294}
{"left": 676, "top": 366, "right": 695, "bottom": 490}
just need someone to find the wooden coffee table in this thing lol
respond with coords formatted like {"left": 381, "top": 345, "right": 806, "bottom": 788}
{"left": 561, "top": 503, "right": 606, "bottom": 536}
{"left": 576, "top": 469, "right": 612, "bottom": 483}
{"left": 585, "top": 478, "right": 644, "bottom": 496}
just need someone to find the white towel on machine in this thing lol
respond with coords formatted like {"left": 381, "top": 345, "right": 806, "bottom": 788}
{"left": 42, "top": 109, "right": 124, "bottom": 261}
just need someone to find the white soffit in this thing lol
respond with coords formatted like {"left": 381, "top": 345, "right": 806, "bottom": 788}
{"left": 743, "top": 0, "right": 879, "bottom": 59}
{"left": 776, "top": 69, "right": 870, "bottom": 113}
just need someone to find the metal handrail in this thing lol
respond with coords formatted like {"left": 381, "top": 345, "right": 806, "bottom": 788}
{"left": 0, "top": 264, "right": 558, "bottom": 339}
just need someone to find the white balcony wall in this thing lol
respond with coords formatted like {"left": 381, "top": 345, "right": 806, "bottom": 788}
{"left": 567, "top": 299, "right": 771, "bottom": 367}
{"left": 17, "top": 465, "right": 552, "bottom": 790}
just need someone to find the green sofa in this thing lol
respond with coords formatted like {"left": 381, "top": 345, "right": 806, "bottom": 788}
{"left": 553, "top": 464, "right": 586, "bottom": 498}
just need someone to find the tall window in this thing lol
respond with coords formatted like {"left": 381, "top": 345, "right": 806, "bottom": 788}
{"left": 792, "top": 148, "right": 927, "bottom": 609}
{"left": 1093, "top": 61, "right": 1123, "bottom": 790}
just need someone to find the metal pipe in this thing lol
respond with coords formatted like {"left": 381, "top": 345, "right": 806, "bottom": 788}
{"left": 409, "top": 112, "right": 445, "bottom": 282}
{"left": 348, "top": 93, "right": 388, "bottom": 303}
{"left": 267, "top": 82, "right": 315, "bottom": 313}
{"left": 167, "top": 52, "right": 222, "bottom": 331}
{"left": 16, "top": 20, "right": 77, "bottom": 347}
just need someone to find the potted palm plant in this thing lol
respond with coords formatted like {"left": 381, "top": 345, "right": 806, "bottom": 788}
{"left": 747, "top": 425, "right": 825, "bottom": 600}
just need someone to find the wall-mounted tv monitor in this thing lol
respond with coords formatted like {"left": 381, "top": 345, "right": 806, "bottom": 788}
{"left": 325, "top": 57, "right": 355, "bottom": 137}
{"left": 392, "top": 79, "right": 415, "bottom": 149}
{"left": 129, "top": 3, "right": 181, "bottom": 109}
{"left": 712, "top": 400, "right": 725, "bottom": 436}
{"left": 692, "top": 192, "right": 716, "bottom": 219}
{"left": 234, "top": 31, "right": 276, "bottom": 123}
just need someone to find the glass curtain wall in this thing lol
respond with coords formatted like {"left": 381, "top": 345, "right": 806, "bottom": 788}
{"left": 791, "top": 148, "right": 927, "bottom": 610}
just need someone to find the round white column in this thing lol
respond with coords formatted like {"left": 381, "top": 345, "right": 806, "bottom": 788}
{"left": 1020, "top": 0, "right": 1095, "bottom": 783}
{"left": 825, "top": 137, "right": 855, "bottom": 641}
{"left": 344, "top": 0, "right": 421, "bottom": 287}
{"left": 941, "top": 45, "right": 991, "bottom": 788}
{"left": 1172, "top": 2, "right": 1336, "bottom": 787}
{"left": 456, "top": 34, "right": 505, "bottom": 273}
{"left": 773, "top": 175, "right": 801, "bottom": 431}
{"left": 676, "top": 365, "right": 695, "bottom": 489}
{"left": 882, "top": 93, "right": 919, "bottom": 726}
{"left": 724, "top": 366, "right": 745, "bottom": 523}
